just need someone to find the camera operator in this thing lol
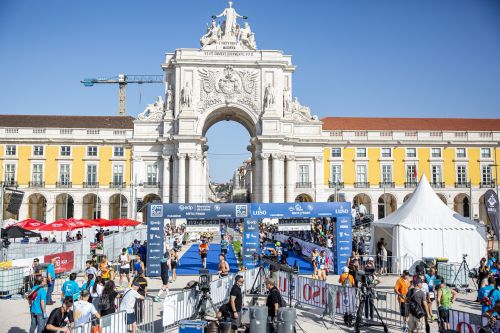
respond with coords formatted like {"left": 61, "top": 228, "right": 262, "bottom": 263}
{"left": 228, "top": 275, "right": 244, "bottom": 332}
{"left": 359, "top": 265, "right": 380, "bottom": 321}
{"left": 266, "top": 278, "right": 283, "bottom": 333}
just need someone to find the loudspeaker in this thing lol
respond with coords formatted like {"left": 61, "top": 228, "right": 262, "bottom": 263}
{"left": 6, "top": 191, "right": 24, "bottom": 215}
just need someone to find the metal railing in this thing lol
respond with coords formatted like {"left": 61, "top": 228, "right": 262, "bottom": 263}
{"left": 71, "top": 310, "right": 127, "bottom": 333}
{"left": 430, "top": 182, "right": 445, "bottom": 188}
{"left": 379, "top": 181, "right": 395, "bottom": 188}
{"left": 404, "top": 181, "right": 417, "bottom": 188}
{"left": 56, "top": 181, "right": 72, "bottom": 188}
{"left": 109, "top": 181, "right": 126, "bottom": 188}
{"left": 455, "top": 181, "right": 471, "bottom": 188}
{"left": 296, "top": 182, "right": 312, "bottom": 188}
{"left": 0, "top": 180, "right": 18, "bottom": 187}
{"left": 354, "top": 182, "right": 370, "bottom": 188}
{"left": 28, "top": 181, "right": 45, "bottom": 188}
{"left": 83, "top": 182, "right": 99, "bottom": 188}
{"left": 328, "top": 181, "right": 344, "bottom": 188}
{"left": 480, "top": 180, "right": 496, "bottom": 188}
{"left": 143, "top": 181, "right": 161, "bottom": 188}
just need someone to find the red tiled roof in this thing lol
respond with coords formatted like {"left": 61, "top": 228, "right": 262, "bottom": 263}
{"left": 321, "top": 117, "right": 500, "bottom": 131}
{"left": 0, "top": 114, "right": 135, "bottom": 129}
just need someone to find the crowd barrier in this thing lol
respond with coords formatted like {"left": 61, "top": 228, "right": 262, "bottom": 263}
{"left": 449, "top": 308, "right": 497, "bottom": 332}
{"left": 71, "top": 310, "right": 127, "bottom": 333}
{"left": 357, "top": 255, "right": 415, "bottom": 275}
{"left": 112, "top": 291, "right": 154, "bottom": 333}
{"left": 102, "top": 227, "right": 148, "bottom": 259}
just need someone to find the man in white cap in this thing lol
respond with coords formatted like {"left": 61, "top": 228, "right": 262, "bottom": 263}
{"left": 338, "top": 267, "right": 355, "bottom": 287}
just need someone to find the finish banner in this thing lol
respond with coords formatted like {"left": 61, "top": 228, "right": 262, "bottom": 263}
{"left": 484, "top": 190, "right": 500, "bottom": 241}
{"left": 44, "top": 251, "right": 74, "bottom": 274}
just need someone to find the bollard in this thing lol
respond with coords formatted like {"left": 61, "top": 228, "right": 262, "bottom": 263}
{"left": 277, "top": 308, "right": 296, "bottom": 333}
{"left": 249, "top": 306, "right": 268, "bottom": 333}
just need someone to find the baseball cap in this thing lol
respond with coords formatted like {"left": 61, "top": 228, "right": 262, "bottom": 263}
{"left": 368, "top": 257, "right": 374, "bottom": 262}
{"left": 403, "top": 270, "right": 410, "bottom": 276}
{"left": 343, "top": 267, "right": 349, "bottom": 273}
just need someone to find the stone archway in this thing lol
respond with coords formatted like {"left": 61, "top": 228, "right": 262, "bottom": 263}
{"left": 353, "top": 193, "right": 372, "bottom": 214}
{"left": 378, "top": 193, "right": 397, "bottom": 219}
{"left": 109, "top": 194, "right": 128, "bottom": 220}
{"left": 83, "top": 193, "right": 101, "bottom": 220}
{"left": 295, "top": 193, "right": 313, "bottom": 202}
{"left": 436, "top": 193, "right": 447, "bottom": 205}
{"left": 454, "top": 193, "right": 470, "bottom": 218}
{"left": 55, "top": 194, "right": 74, "bottom": 220}
{"left": 479, "top": 194, "right": 488, "bottom": 224}
{"left": 28, "top": 193, "right": 47, "bottom": 222}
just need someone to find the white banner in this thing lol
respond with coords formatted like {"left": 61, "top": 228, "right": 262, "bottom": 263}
{"left": 449, "top": 309, "right": 498, "bottom": 332}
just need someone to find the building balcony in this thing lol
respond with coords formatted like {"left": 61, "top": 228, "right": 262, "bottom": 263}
{"left": 430, "top": 182, "right": 445, "bottom": 188}
{"left": 29, "top": 181, "right": 45, "bottom": 188}
{"left": 83, "top": 182, "right": 99, "bottom": 188}
{"left": 379, "top": 181, "right": 395, "bottom": 188}
{"left": 354, "top": 182, "right": 370, "bottom": 188}
{"left": 296, "top": 182, "right": 312, "bottom": 188}
{"left": 109, "top": 181, "right": 126, "bottom": 189}
{"left": 56, "top": 181, "right": 72, "bottom": 188}
{"left": 328, "top": 181, "right": 344, "bottom": 189}
{"left": 143, "top": 181, "right": 161, "bottom": 188}
{"left": 480, "top": 180, "right": 496, "bottom": 188}
{"left": 404, "top": 182, "right": 418, "bottom": 188}
{"left": 0, "top": 181, "right": 18, "bottom": 188}
{"left": 455, "top": 182, "right": 471, "bottom": 188}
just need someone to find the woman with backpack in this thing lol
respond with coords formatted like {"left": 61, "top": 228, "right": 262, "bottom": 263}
{"left": 100, "top": 280, "right": 119, "bottom": 316}
{"left": 81, "top": 274, "right": 95, "bottom": 303}
{"left": 90, "top": 276, "right": 104, "bottom": 312}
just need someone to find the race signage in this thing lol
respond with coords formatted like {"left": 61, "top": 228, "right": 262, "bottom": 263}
{"left": 335, "top": 215, "right": 352, "bottom": 274}
{"left": 278, "top": 218, "right": 311, "bottom": 232}
{"left": 250, "top": 202, "right": 351, "bottom": 219}
{"left": 156, "top": 203, "right": 249, "bottom": 219}
{"left": 146, "top": 205, "right": 164, "bottom": 277}
{"left": 242, "top": 218, "right": 260, "bottom": 269}
{"left": 44, "top": 251, "right": 74, "bottom": 274}
{"left": 484, "top": 190, "right": 500, "bottom": 241}
{"left": 185, "top": 219, "right": 220, "bottom": 232}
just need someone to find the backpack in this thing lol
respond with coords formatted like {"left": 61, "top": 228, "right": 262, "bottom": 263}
{"left": 99, "top": 293, "right": 112, "bottom": 311}
{"left": 481, "top": 288, "right": 496, "bottom": 307}
{"left": 342, "top": 274, "right": 352, "bottom": 287}
{"left": 408, "top": 289, "right": 425, "bottom": 319}
{"left": 27, "top": 286, "right": 41, "bottom": 306}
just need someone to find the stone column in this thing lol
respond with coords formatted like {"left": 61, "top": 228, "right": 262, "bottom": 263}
{"left": 285, "top": 155, "right": 296, "bottom": 202}
{"left": 162, "top": 155, "right": 171, "bottom": 203}
{"left": 177, "top": 153, "right": 186, "bottom": 203}
{"left": 314, "top": 156, "right": 323, "bottom": 202}
{"left": 101, "top": 200, "right": 110, "bottom": 220}
{"left": 261, "top": 153, "right": 270, "bottom": 203}
{"left": 272, "top": 154, "right": 285, "bottom": 203}
{"left": 172, "top": 155, "right": 178, "bottom": 203}
{"left": 188, "top": 154, "right": 202, "bottom": 203}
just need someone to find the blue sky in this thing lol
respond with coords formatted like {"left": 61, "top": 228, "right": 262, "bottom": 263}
{"left": 1, "top": 0, "right": 499, "bottom": 182}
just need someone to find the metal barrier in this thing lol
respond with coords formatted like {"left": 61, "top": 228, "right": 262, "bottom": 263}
{"left": 71, "top": 311, "right": 127, "bottom": 333}
{"left": 163, "top": 289, "right": 198, "bottom": 330}
{"left": 102, "top": 227, "right": 147, "bottom": 260}
{"left": 357, "top": 255, "right": 415, "bottom": 275}
{"left": 113, "top": 289, "right": 155, "bottom": 333}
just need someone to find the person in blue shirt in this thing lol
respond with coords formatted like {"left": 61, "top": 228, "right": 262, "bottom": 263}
{"left": 62, "top": 272, "right": 81, "bottom": 302}
{"left": 46, "top": 257, "right": 56, "bottom": 305}
{"left": 221, "top": 236, "right": 229, "bottom": 255}
{"left": 488, "top": 253, "right": 497, "bottom": 269}
{"left": 29, "top": 276, "right": 47, "bottom": 333}
{"left": 479, "top": 276, "right": 500, "bottom": 314}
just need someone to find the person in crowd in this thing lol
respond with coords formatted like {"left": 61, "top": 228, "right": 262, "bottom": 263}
{"left": 292, "top": 241, "right": 302, "bottom": 256}
{"left": 32, "top": 258, "right": 42, "bottom": 279}
{"left": 119, "top": 248, "right": 131, "bottom": 289}
{"left": 138, "top": 241, "right": 147, "bottom": 264}
{"left": 199, "top": 239, "right": 209, "bottom": 269}
{"left": 170, "top": 249, "right": 178, "bottom": 282}
{"left": 155, "top": 251, "right": 170, "bottom": 302}
{"left": 46, "top": 257, "right": 56, "bottom": 305}
{"left": 99, "top": 255, "right": 111, "bottom": 281}
{"left": 436, "top": 280, "right": 457, "bottom": 331}
{"left": 218, "top": 254, "right": 230, "bottom": 278}
{"left": 221, "top": 236, "right": 229, "bottom": 255}
{"left": 394, "top": 270, "right": 412, "bottom": 332}
{"left": 407, "top": 278, "right": 428, "bottom": 333}
{"left": 173, "top": 238, "right": 182, "bottom": 252}
{"left": 90, "top": 276, "right": 104, "bottom": 312}
{"left": 133, "top": 256, "right": 145, "bottom": 277}
{"left": 216, "top": 302, "right": 232, "bottom": 322}
{"left": 132, "top": 270, "right": 148, "bottom": 324}
{"left": 229, "top": 275, "right": 244, "bottom": 333}
{"left": 338, "top": 266, "right": 355, "bottom": 287}
{"left": 316, "top": 250, "right": 327, "bottom": 281}
{"left": 99, "top": 280, "right": 119, "bottom": 316}
{"left": 81, "top": 274, "right": 95, "bottom": 303}
{"left": 311, "top": 248, "right": 319, "bottom": 279}
{"left": 379, "top": 244, "right": 388, "bottom": 274}
{"left": 44, "top": 296, "right": 74, "bottom": 333}
{"left": 488, "top": 252, "right": 497, "bottom": 268}
{"left": 347, "top": 252, "right": 360, "bottom": 287}
{"left": 358, "top": 237, "right": 366, "bottom": 256}
{"left": 119, "top": 282, "right": 145, "bottom": 333}
{"left": 478, "top": 257, "right": 490, "bottom": 288}
{"left": 62, "top": 272, "right": 80, "bottom": 302}
{"left": 84, "top": 260, "right": 98, "bottom": 280}
{"left": 479, "top": 276, "right": 500, "bottom": 315}
{"left": 29, "top": 276, "right": 47, "bottom": 333}
{"left": 266, "top": 278, "right": 282, "bottom": 333}
{"left": 73, "top": 289, "right": 100, "bottom": 327}
{"left": 90, "top": 255, "right": 99, "bottom": 270}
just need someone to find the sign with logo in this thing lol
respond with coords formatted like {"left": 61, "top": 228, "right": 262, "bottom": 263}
{"left": 484, "top": 190, "right": 499, "bottom": 241}
{"left": 44, "top": 251, "right": 74, "bottom": 274}
{"left": 146, "top": 205, "right": 164, "bottom": 277}
{"left": 242, "top": 218, "right": 260, "bottom": 269}
{"left": 249, "top": 202, "right": 350, "bottom": 219}
{"left": 335, "top": 215, "right": 352, "bottom": 274}
{"left": 278, "top": 219, "right": 311, "bottom": 232}
{"left": 148, "top": 203, "right": 249, "bottom": 219}
{"left": 186, "top": 220, "right": 220, "bottom": 232}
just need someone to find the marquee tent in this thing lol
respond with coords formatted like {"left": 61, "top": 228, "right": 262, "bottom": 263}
{"left": 371, "top": 175, "right": 487, "bottom": 267}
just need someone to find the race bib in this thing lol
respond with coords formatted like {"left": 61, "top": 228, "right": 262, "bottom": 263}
{"left": 320, "top": 265, "right": 325, "bottom": 270}
{"left": 429, "top": 291, "right": 435, "bottom": 299}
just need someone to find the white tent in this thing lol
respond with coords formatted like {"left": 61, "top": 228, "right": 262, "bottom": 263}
{"left": 371, "top": 175, "right": 487, "bottom": 267}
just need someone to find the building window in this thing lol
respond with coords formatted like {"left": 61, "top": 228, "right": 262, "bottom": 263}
{"left": 113, "top": 165, "right": 124, "bottom": 184}
{"left": 457, "top": 165, "right": 467, "bottom": 184}
{"left": 356, "top": 165, "right": 367, "bottom": 183}
{"left": 6, "top": 145, "right": 16, "bottom": 156}
{"left": 382, "top": 165, "right": 392, "bottom": 183}
{"left": 114, "top": 146, "right": 124, "bottom": 157}
{"left": 356, "top": 148, "right": 367, "bottom": 158}
{"left": 406, "top": 148, "right": 417, "bottom": 158}
{"left": 431, "top": 148, "right": 441, "bottom": 158}
{"left": 456, "top": 148, "right": 467, "bottom": 158}
{"left": 5, "top": 164, "right": 16, "bottom": 183}
{"left": 482, "top": 165, "right": 492, "bottom": 184}
{"left": 406, "top": 165, "right": 417, "bottom": 183}
{"left": 330, "top": 165, "right": 342, "bottom": 183}
{"left": 60, "top": 146, "right": 71, "bottom": 156}
{"left": 32, "top": 164, "right": 43, "bottom": 183}
{"left": 481, "top": 148, "right": 492, "bottom": 159}
{"left": 59, "top": 164, "right": 71, "bottom": 184}
{"left": 33, "top": 145, "right": 44, "bottom": 156}
{"left": 87, "top": 129, "right": 100, "bottom": 135}
{"left": 331, "top": 148, "right": 341, "bottom": 158}
{"left": 147, "top": 164, "right": 158, "bottom": 184}
{"left": 86, "top": 165, "right": 98, "bottom": 184}
{"left": 60, "top": 129, "right": 73, "bottom": 135}
{"left": 381, "top": 148, "right": 392, "bottom": 158}
{"left": 87, "top": 146, "right": 98, "bottom": 157}
{"left": 298, "top": 165, "right": 310, "bottom": 183}
{"left": 431, "top": 165, "right": 442, "bottom": 183}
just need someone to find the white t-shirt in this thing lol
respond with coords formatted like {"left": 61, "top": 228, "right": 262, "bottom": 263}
{"left": 381, "top": 247, "right": 388, "bottom": 261}
{"left": 119, "top": 288, "right": 142, "bottom": 314}
{"left": 73, "top": 300, "right": 98, "bottom": 326}
{"left": 120, "top": 254, "right": 130, "bottom": 269}
{"left": 90, "top": 284, "right": 104, "bottom": 298}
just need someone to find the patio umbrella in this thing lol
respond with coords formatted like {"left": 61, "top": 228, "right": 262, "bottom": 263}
{"left": 1, "top": 225, "right": 41, "bottom": 239}
{"left": 38, "top": 219, "right": 91, "bottom": 231}
{"left": 107, "top": 218, "right": 141, "bottom": 227}
{"left": 12, "top": 218, "right": 45, "bottom": 230}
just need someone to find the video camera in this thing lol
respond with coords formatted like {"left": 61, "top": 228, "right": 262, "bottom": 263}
{"left": 198, "top": 269, "right": 211, "bottom": 293}
{"left": 356, "top": 267, "right": 376, "bottom": 288}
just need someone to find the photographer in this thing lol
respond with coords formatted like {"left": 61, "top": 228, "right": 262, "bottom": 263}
{"left": 228, "top": 275, "right": 244, "bottom": 332}
{"left": 359, "top": 266, "right": 380, "bottom": 321}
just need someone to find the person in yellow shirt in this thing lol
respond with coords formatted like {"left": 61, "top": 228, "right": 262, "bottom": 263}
{"left": 394, "top": 270, "right": 412, "bottom": 331}
{"left": 338, "top": 267, "right": 355, "bottom": 287}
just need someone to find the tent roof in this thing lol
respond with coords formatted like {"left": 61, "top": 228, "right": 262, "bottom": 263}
{"left": 373, "top": 175, "right": 477, "bottom": 230}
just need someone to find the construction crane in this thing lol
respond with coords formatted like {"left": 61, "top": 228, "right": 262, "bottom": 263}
{"left": 81, "top": 74, "right": 163, "bottom": 115}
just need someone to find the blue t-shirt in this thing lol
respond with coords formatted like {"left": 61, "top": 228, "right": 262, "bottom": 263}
{"left": 425, "top": 274, "right": 438, "bottom": 291}
{"left": 81, "top": 280, "right": 95, "bottom": 291}
{"left": 479, "top": 285, "right": 500, "bottom": 313}
{"left": 30, "top": 286, "right": 47, "bottom": 315}
{"left": 62, "top": 280, "right": 80, "bottom": 301}
{"left": 221, "top": 240, "right": 228, "bottom": 250}
{"left": 488, "top": 258, "right": 497, "bottom": 268}
{"left": 47, "top": 264, "right": 56, "bottom": 282}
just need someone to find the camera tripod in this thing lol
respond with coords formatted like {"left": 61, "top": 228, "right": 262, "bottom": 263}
{"left": 451, "top": 255, "right": 477, "bottom": 292}
{"left": 352, "top": 288, "right": 388, "bottom": 333}
{"left": 191, "top": 290, "right": 218, "bottom": 320}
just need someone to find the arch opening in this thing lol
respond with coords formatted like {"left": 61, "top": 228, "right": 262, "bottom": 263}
{"left": 378, "top": 193, "right": 397, "bottom": 219}
{"left": 83, "top": 194, "right": 101, "bottom": 220}
{"left": 454, "top": 193, "right": 470, "bottom": 218}
{"left": 55, "top": 194, "right": 74, "bottom": 220}
{"left": 109, "top": 194, "right": 128, "bottom": 220}
{"left": 353, "top": 193, "right": 372, "bottom": 215}
{"left": 295, "top": 193, "right": 313, "bottom": 202}
{"left": 28, "top": 193, "right": 47, "bottom": 222}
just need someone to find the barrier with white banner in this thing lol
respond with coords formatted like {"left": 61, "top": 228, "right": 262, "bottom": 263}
{"left": 70, "top": 311, "right": 127, "bottom": 333}
{"left": 449, "top": 309, "right": 496, "bottom": 332}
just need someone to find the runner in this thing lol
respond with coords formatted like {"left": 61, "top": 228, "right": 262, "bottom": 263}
{"left": 218, "top": 254, "right": 230, "bottom": 277}
{"left": 199, "top": 239, "right": 209, "bottom": 269}
{"left": 119, "top": 248, "right": 131, "bottom": 288}
{"left": 169, "top": 249, "right": 178, "bottom": 282}
{"left": 311, "top": 248, "right": 319, "bottom": 279}
{"left": 155, "top": 251, "right": 170, "bottom": 302}
{"left": 316, "top": 250, "right": 327, "bottom": 281}
{"left": 221, "top": 236, "right": 229, "bottom": 255}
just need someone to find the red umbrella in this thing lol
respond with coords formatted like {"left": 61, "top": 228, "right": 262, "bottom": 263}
{"left": 92, "top": 218, "right": 111, "bottom": 226}
{"left": 11, "top": 218, "right": 45, "bottom": 230}
{"left": 107, "top": 218, "right": 141, "bottom": 227}
{"left": 38, "top": 219, "right": 91, "bottom": 231}
{"left": 79, "top": 219, "right": 103, "bottom": 227}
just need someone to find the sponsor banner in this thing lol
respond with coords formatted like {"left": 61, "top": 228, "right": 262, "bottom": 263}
{"left": 484, "top": 190, "right": 500, "bottom": 241}
{"left": 243, "top": 218, "right": 260, "bottom": 269}
{"left": 44, "top": 251, "right": 74, "bottom": 274}
{"left": 146, "top": 205, "right": 164, "bottom": 277}
{"left": 185, "top": 226, "right": 220, "bottom": 232}
{"left": 277, "top": 223, "right": 311, "bottom": 232}
{"left": 335, "top": 216, "right": 352, "bottom": 274}
{"left": 335, "top": 286, "right": 356, "bottom": 314}
{"left": 449, "top": 309, "right": 499, "bottom": 332}
{"left": 149, "top": 203, "right": 249, "bottom": 219}
{"left": 250, "top": 202, "right": 351, "bottom": 219}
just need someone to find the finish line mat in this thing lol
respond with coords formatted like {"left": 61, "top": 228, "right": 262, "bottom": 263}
{"left": 176, "top": 243, "right": 239, "bottom": 275}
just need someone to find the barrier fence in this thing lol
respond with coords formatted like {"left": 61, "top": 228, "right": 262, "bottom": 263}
{"left": 357, "top": 255, "right": 416, "bottom": 275}
{"left": 102, "top": 227, "right": 147, "bottom": 260}
{"left": 71, "top": 310, "right": 127, "bottom": 333}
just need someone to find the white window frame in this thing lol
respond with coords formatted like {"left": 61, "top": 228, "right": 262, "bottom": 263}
{"left": 33, "top": 145, "right": 44, "bottom": 157}
{"left": 87, "top": 146, "right": 98, "bottom": 157}
{"left": 58, "top": 163, "right": 71, "bottom": 184}
{"left": 85, "top": 163, "right": 98, "bottom": 184}
{"left": 406, "top": 148, "right": 417, "bottom": 158}
{"left": 112, "top": 163, "right": 125, "bottom": 184}
{"left": 380, "top": 148, "right": 392, "bottom": 158}
{"left": 355, "top": 164, "right": 368, "bottom": 183}
{"left": 430, "top": 164, "right": 443, "bottom": 184}
{"left": 381, "top": 164, "right": 393, "bottom": 183}
{"left": 406, "top": 164, "right": 418, "bottom": 183}
{"left": 356, "top": 147, "right": 367, "bottom": 158}
{"left": 330, "top": 164, "right": 342, "bottom": 183}
{"left": 113, "top": 146, "right": 125, "bottom": 157}
{"left": 31, "top": 163, "right": 44, "bottom": 183}
{"left": 4, "top": 162, "right": 17, "bottom": 183}
{"left": 60, "top": 145, "right": 71, "bottom": 157}
{"left": 297, "top": 164, "right": 310, "bottom": 184}
{"left": 456, "top": 164, "right": 468, "bottom": 184}
{"left": 146, "top": 164, "right": 158, "bottom": 184}
{"left": 481, "top": 164, "right": 492, "bottom": 184}
{"left": 481, "top": 148, "right": 492, "bottom": 159}
{"left": 431, "top": 148, "right": 442, "bottom": 159}
{"left": 5, "top": 145, "right": 17, "bottom": 156}
{"left": 456, "top": 148, "right": 467, "bottom": 159}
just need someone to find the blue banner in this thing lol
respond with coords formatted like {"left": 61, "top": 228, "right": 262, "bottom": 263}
{"left": 149, "top": 203, "right": 249, "bottom": 219}
{"left": 242, "top": 218, "right": 260, "bottom": 269}
{"left": 249, "top": 202, "right": 351, "bottom": 219}
{"left": 146, "top": 205, "right": 164, "bottom": 277}
{"left": 334, "top": 215, "right": 352, "bottom": 274}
